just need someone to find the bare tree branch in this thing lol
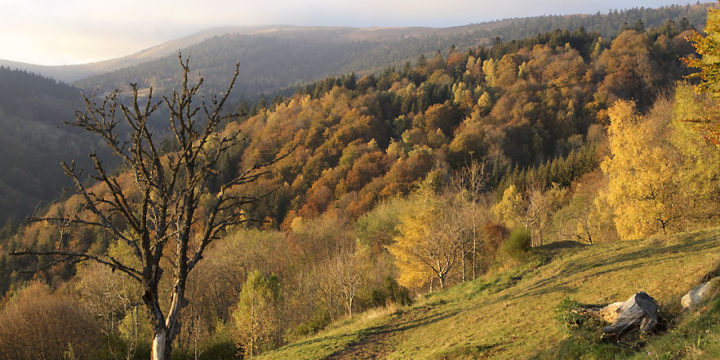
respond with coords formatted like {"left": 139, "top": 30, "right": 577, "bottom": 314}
{"left": 12, "top": 54, "right": 282, "bottom": 360}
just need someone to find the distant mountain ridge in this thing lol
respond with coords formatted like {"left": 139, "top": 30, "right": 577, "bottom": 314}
{"left": 74, "top": 3, "right": 714, "bottom": 100}
{"left": 0, "top": 2, "right": 712, "bottom": 94}
{"left": 0, "top": 26, "right": 275, "bottom": 83}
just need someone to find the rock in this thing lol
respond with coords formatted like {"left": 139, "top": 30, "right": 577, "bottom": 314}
{"left": 602, "top": 292, "right": 659, "bottom": 337}
{"left": 681, "top": 277, "right": 720, "bottom": 310}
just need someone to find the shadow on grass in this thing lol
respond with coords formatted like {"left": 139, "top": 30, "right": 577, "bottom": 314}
{"left": 537, "top": 240, "right": 588, "bottom": 251}
{"left": 322, "top": 307, "right": 462, "bottom": 359}
{"left": 510, "top": 232, "right": 720, "bottom": 301}
{"left": 562, "top": 233, "right": 717, "bottom": 278}
{"left": 283, "top": 230, "right": 720, "bottom": 359}
{"left": 433, "top": 340, "right": 511, "bottom": 360}
{"left": 280, "top": 332, "right": 350, "bottom": 351}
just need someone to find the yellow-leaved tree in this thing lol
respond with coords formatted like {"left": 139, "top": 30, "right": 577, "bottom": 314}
{"left": 493, "top": 185, "right": 526, "bottom": 228}
{"left": 600, "top": 0, "right": 720, "bottom": 240}
{"left": 686, "top": 1, "right": 720, "bottom": 99}
{"left": 672, "top": 84, "right": 720, "bottom": 220}
{"left": 683, "top": 1, "right": 720, "bottom": 145}
{"left": 389, "top": 188, "right": 463, "bottom": 290}
{"left": 600, "top": 99, "right": 684, "bottom": 239}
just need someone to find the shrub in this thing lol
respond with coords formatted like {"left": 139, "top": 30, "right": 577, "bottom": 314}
{"left": 199, "top": 322, "right": 240, "bottom": 360}
{"left": 503, "top": 226, "right": 531, "bottom": 260}
{"left": 0, "top": 282, "right": 101, "bottom": 360}
{"left": 371, "top": 277, "right": 413, "bottom": 307}
{"left": 293, "top": 309, "right": 331, "bottom": 337}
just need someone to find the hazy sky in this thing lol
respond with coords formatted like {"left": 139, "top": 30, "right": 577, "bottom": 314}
{"left": 0, "top": 0, "right": 707, "bottom": 65}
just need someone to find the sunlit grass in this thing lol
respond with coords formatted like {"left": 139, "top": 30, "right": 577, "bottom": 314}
{"left": 259, "top": 227, "right": 720, "bottom": 359}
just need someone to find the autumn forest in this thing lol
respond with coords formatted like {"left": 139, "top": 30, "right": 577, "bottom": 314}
{"left": 3, "top": 2, "right": 720, "bottom": 360}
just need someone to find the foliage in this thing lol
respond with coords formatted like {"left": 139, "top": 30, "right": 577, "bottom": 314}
{"left": 493, "top": 182, "right": 570, "bottom": 247}
{"left": 683, "top": 1, "right": 720, "bottom": 147}
{"left": 600, "top": 95, "right": 720, "bottom": 240}
{"left": 371, "top": 277, "right": 413, "bottom": 307}
{"left": 354, "top": 198, "right": 408, "bottom": 250}
{"left": 0, "top": 282, "right": 101, "bottom": 360}
{"left": 292, "top": 310, "right": 332, "bottom": 338}
{"left": 551, "top": 171, "right": 617, "bottom": 244}
{"left": 685, "top": 2, "right": 720, "bottom": 97}
{"left": 389, "top": 186, "right": 463, "bottom": 290}
{"left": 672, "top": 83, "right": 720, "bottom": 219}
{"left": 493, "top": 185, "right": 526, "bottom": 229}
{"left": 601, "top": 100, "right": 680, "bottom": 239}
{"left": 503, "top": 226, "right": 532, "bottom": 260}
{"left": 495, "top": 145, "right": 600, "bottom": 198}
{"left": 232, "top": 270, "right": 283, "bottom": 357}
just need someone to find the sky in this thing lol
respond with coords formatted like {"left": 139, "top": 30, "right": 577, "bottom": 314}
{"left": 0, "top": 0, "right": 708, "bottom": 66}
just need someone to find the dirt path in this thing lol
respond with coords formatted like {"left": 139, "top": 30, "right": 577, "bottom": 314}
{"left": 323, "top": 305, "right": 459, "bottom": 360}
{"left": 323, "top": 314, "right": 404, "bottom": 360}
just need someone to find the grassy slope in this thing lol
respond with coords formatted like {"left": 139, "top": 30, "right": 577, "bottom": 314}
{"left": 259, "top": 228, "right": 720, "bottom": 360}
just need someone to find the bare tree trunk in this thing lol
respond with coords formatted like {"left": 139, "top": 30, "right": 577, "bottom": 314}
{"left": 151, "top": 328, "right": 168, "bottom": 360}
{"left": 472, "top": 239, "right": 477, "bottom": 278}
{"left": 460, "top": 242, "right": 466, "bottom": 282}
{"left": 582, "top": 220, "right": 593, "bottom": 245}
{"left": 471, "top": 199, "right": 480, "bottom": 280}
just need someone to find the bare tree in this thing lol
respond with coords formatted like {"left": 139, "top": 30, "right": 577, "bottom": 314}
{"left": 524, "top": 183, "right": 567, "bottom": 247}
{"left": 11, "top": 55, "right": 283, "bottom": 360}
{"left": 451, "top": 159, "right": 487, "bottom": 279}
{"left": 330, "top": 249, "right": 364, "bottom": 317}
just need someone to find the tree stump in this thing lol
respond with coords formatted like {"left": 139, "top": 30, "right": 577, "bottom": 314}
{"left": 602, "top": 292, "right": 659, "bottom": 338}
{"left": 681, "top": 277, "right": 720, "bottom": 310}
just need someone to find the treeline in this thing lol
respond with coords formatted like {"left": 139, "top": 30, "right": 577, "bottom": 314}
{"left": 74, "top": 3, "right": 711, "bottom": 104}
{"left": 1, "top": 17, "right": 719, "bottom": 359}
{"left": 481, "top": 3, "right": 708, "bottom": 41}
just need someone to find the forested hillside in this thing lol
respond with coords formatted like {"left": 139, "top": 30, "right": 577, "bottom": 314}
{"left": 6, "top": 8, "right": 720, "bottom": 357}
{"left": 0, "top": 5, "right": 705, "bottom": 234}
{"left": 0, "top": 68, "right": 95, "bottom": 225}
{"left": 0, "top": 27, "right": 263, "bottom": 83}
{"left": 73, "top": 3, "right": 710, "bottom": 102}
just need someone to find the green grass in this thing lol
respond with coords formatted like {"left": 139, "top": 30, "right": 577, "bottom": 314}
{"left": 259, "top": 228, "right": 720, "bottom": 360}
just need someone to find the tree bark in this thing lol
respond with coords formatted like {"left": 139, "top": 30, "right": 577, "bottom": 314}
{"left": 151, "top": 328, "right": 169, "bottom": 360}
{"left": 602, "top": 292, "right": 659, "bottom": 337}
{"left": 460, "top": 242, "right": 466, "bottom": 282}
